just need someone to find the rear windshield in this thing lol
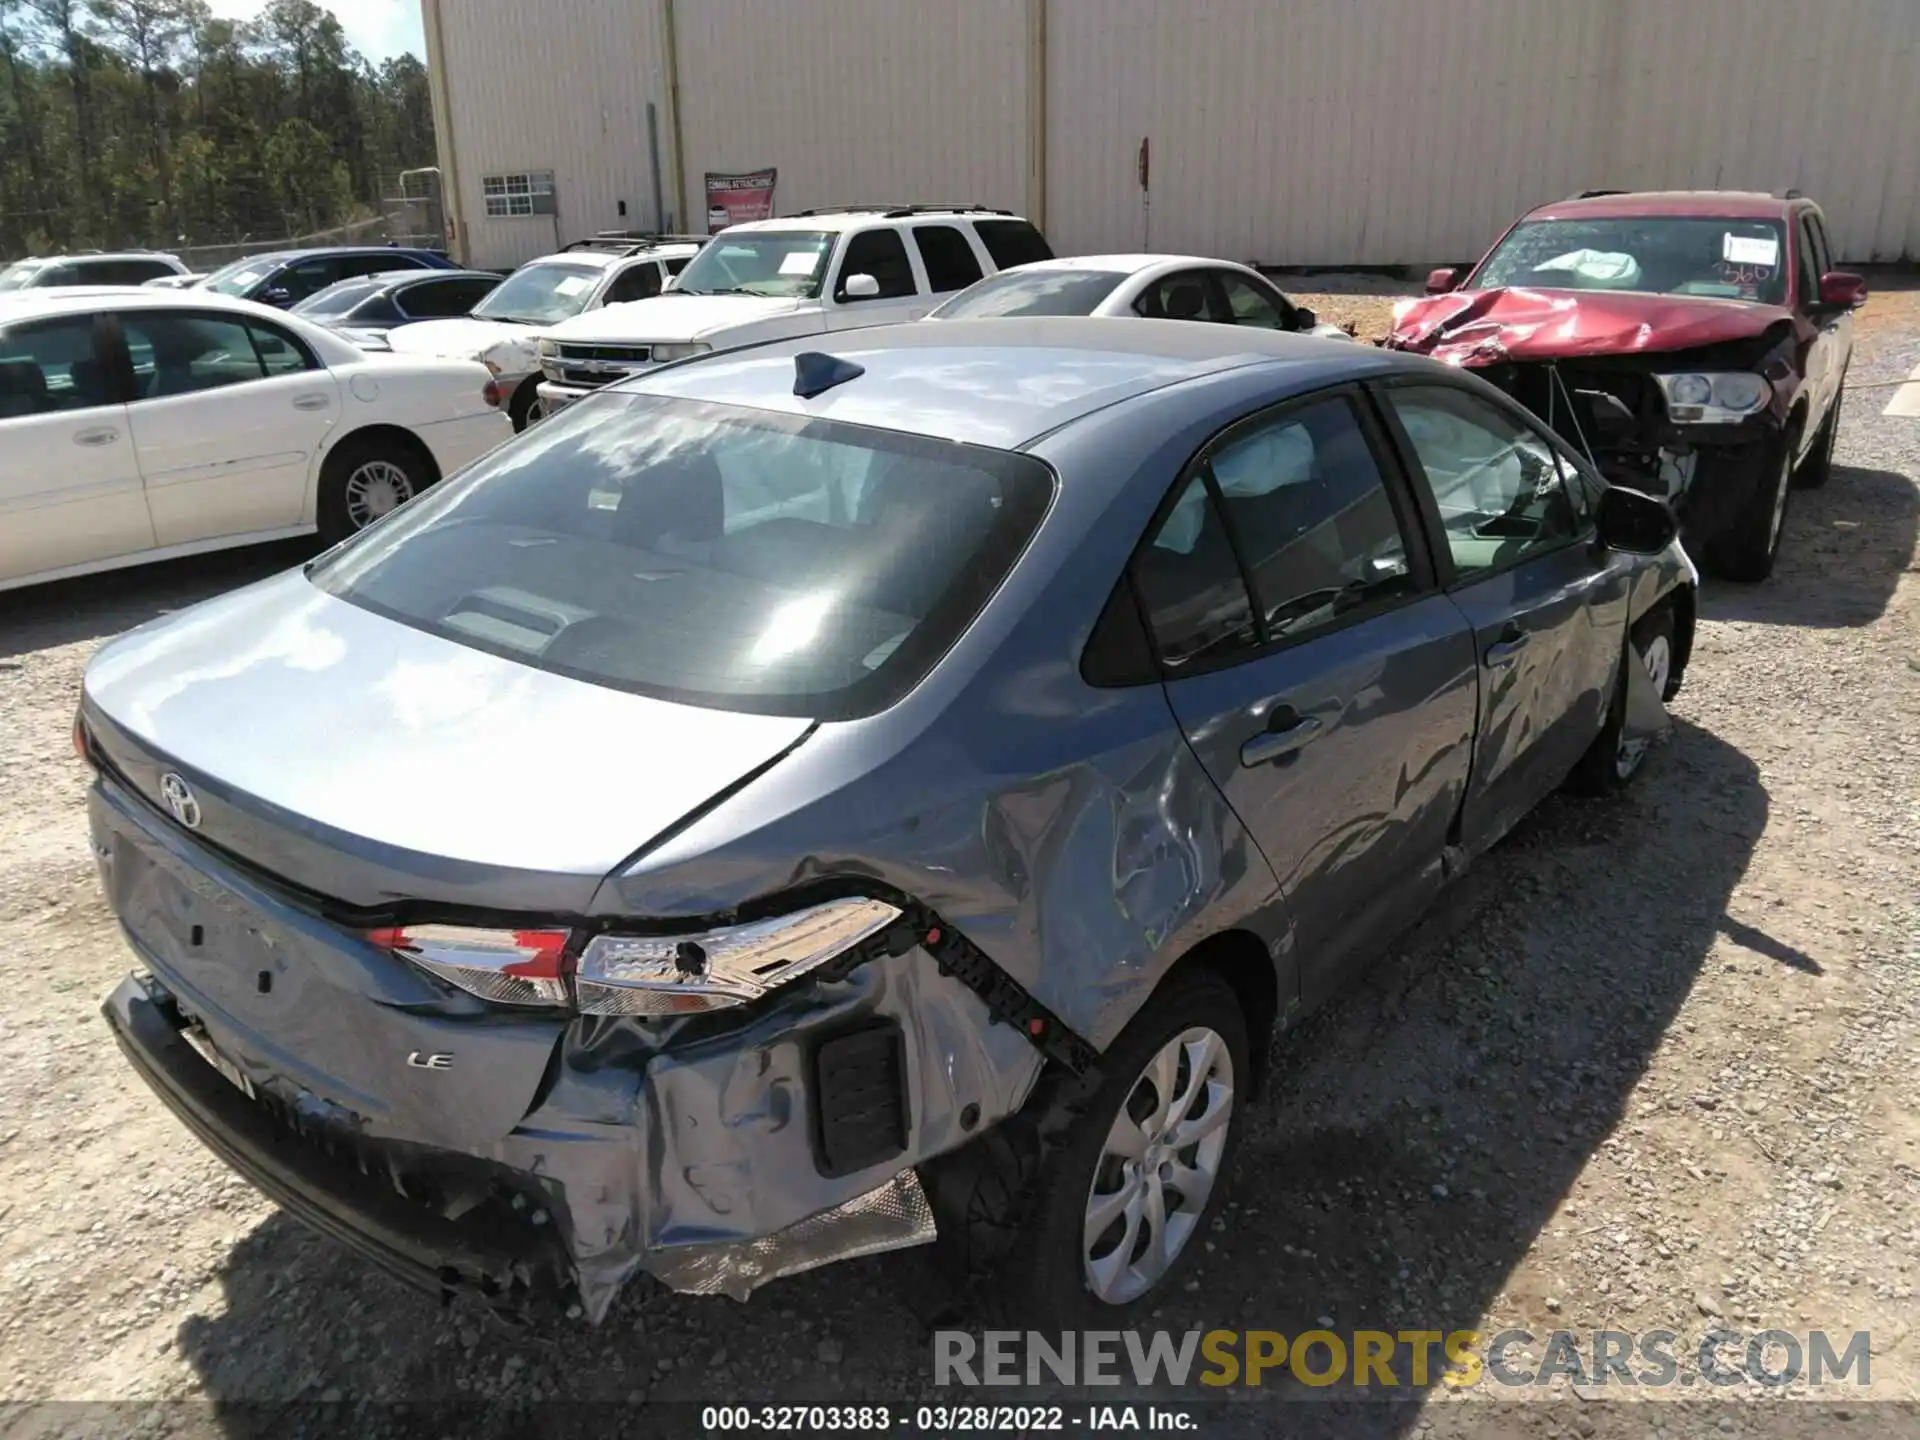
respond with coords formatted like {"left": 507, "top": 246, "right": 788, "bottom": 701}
{"left": 932, "top": 267, "right": 1128, "bottom": 319}
{"left": 309, "top": 392, "right": 1054, "bottom": 719}
{"left": 294, "top": 279, "right": 385, "bottom": 316}
{"left": 1472, "top": 217, "right": 1791, "bottom": 305}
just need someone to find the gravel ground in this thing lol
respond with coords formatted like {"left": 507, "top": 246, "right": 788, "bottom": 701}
{"left": 0, "top": 296, "right": 1916, "bottom": 1437}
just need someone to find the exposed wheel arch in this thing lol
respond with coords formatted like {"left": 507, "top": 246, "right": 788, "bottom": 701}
{"left": 322, "top": 424, "right": 441, "bottom": 495}
{"left": 1153, "top": 927, "right": 1282, "bottom": 1097}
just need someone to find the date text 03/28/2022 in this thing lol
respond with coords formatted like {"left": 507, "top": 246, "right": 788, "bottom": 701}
{"left": 700, "top": 1405, "right": 1192, "bottom": 1432}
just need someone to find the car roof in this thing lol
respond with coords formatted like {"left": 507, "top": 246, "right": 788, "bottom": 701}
{"left": 628, "top": 316, "right": 1394, "bottom": 450}
{"left": 0, "top": 287, "right": 323, "bottom": 323}
{"left": 521, "top": 242, "right": 701, "bottom": 271}
{"left": 239, "top": 246, "right": 443, "bottom": 266}
{"left": 1010, "top": 254, "right": 1243, "bottom": 275}
{"left": 1525, "top": 190, "right": 1797, "bottom": 222}
{"left": 11, "top": 251, "right": 183, "bottom": 265}
{"left": 724, "top": 209, "right": 1031, "bottom": 236}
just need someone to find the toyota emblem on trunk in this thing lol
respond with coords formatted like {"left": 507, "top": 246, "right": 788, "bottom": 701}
{"left": 158, "top": 773, "right": 202, "bottom": 830}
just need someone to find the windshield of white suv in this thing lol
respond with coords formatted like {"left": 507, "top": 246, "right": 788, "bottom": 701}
{"left": 931, "top": 267, "right": 1130, "bottom": 318}
{"left": 470, "top": 262, "right": 603, "bottom": 325}
{"left": 0, "top": 261, "right": 48, "bottom": 292}
{"left": 670, "top": 231, "right": 835, "bottom": 299}
{"left": 1473, "top": 217, "right": 1790, "bottom": 305}
{"left": 308, "top": 390, "right": 1054, "bottom": 719}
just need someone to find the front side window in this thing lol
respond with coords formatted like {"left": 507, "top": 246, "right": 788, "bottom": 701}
{"left": 1384, "top": 385, "right": 1583, "bottom": 579}
{"left": 1134, "top": 272, "right": 1227, "bottom": 322}
{"left": 277, "top": 260, "right": 337, "bottom": 303}
{"left": 308, "top": 393, "right": 1054, "bottom": 719}
{"left": 911, "top": 225, "right": 984, "bottom": 293}
{"left": 835, "top": 229, "right": 915, "bottom": 301}
{"left": 1471, "top": 216, "right": 1789, "bottom": 305}
{"left": 1795, "top": 216, "right": 1822, "bottom": 306}
{"left": 602, "top": 263, "right": 662, "bottom": 305}
{"left": 929, "top": 267, "right": 1128, "bottom": 319}
{"left": 471, "top": 262, "right": 604, "bottom": 325}
{"left": 121, "top": 312, "right": 308, "bottom": 397}
{"left": 0, "top": 316, "right": 107, "bottom": 415}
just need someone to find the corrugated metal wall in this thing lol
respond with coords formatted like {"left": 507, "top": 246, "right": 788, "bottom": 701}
{"left": 427, "top": 0, "right": 1920, "bottom": 269}
{"left": 668, "top": 0, "right": 1032, "bottom": 228}
{"left": 424, "top": 0, "right": 672, "bottom": 269}
{"left": 1044, "top": 0, "right": 1920, "bottom": 264}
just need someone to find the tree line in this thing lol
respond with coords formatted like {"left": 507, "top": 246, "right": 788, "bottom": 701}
{"left": 0, "top": 0, "right": 435, "bottom": 260}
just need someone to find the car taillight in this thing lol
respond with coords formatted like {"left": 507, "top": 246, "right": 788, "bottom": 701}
{"left": 481, "top": 378, "right": 503, "bottom": 408}
{"left": 369, "top": 925, "right": 572, "bottom": 1007}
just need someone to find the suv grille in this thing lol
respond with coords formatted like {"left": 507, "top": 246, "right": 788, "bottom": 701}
{"left": 545, "top": 343, "right": 655, "bottom": 388}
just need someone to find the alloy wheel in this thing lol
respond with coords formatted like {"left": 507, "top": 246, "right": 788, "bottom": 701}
{"left": 1082, "top": 1025, "right": 1235, "bottom": 1305}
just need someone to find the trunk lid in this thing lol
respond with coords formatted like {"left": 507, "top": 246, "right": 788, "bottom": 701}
{"left": 1388, "top": 286, "right": 1792, "bottom": 366}
{"left": 82, "top": 570, "right": 814, "bottom": 913}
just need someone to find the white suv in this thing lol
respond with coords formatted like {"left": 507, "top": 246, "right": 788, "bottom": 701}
{"left": 0, "top": 251, "right": 191, "bottom": 290}
{"left": 387, "top": 235, "right": 704, "bottom": 430}
{"left": 532, "top": 206, "right": 1053, "bottom": 413}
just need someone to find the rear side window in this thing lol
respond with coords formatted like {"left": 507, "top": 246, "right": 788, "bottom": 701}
{"left": 835, "top": 230, "right": 916, "bottom": 301}
{"left": 911, "top": 225, "right": 983, "bottom": 293}
{"left": 309, "top": 392, "right": 1055, "bottom": 719}
{"left": 0, "top": 316, "right": 107, "bottom": 415}
{"left": 972, "top": 219, "right": 1054, "bottom": 270}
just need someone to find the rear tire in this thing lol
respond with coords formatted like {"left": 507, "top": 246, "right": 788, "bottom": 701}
{"left": 317, "top": 436, "right": 433, "bottom": 544}
{"left": 1704, "top": 431, "right": 1795, "bottom": 582}
{"left": 990, "top": 970, "right": 1248, "bottom": 1331}
{"left": 1568, "top": 604, "right": 1676, "bottom": 796}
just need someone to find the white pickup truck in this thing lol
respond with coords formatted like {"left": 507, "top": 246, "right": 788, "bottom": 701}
{"left": 532, "top": 206, "right": 1053, "bottom": 413}
{"left": 389, "top": 235, "right": 703, "bottom": 430}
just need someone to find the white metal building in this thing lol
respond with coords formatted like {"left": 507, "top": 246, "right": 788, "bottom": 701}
{"left": 422, "top": 0, "right": 1920, "bottom": 272}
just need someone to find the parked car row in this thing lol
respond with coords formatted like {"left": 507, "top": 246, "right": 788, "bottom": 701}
{"left": 1, "top": 183, "right": 1861, "bottom": 1334}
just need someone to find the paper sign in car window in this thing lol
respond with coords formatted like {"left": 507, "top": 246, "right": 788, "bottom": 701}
{"left": 1722, "top": 234, "right": 1779, "bottom": 268}
{"left": 554, "top": 275, "right": 592, "bottom": 296}
{"left": 779, "top": 251, "right": 822, "bottom": 276}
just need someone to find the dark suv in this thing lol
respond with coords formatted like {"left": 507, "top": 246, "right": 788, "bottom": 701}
{"left": 1388, "top": 190, "right": 1865, "bottom": 580}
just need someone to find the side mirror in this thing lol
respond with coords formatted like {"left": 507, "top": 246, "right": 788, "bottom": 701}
{"left": 840, "top": 273, "right": 880, "bottom": 300}
{"left": 1817, "top": 270, "right": 1867, "bottom": 310}
{"left": 1425, "top": 266, "right": 1461, "bottom": 295}
{"left": 1293, "top": 306, "right": 1318, "bottom": 331}
{"left": 1595, "top": 484, "right": 1677, "bottom": 556}
{"left": 260, "top": 286, "right": 292, "bottom": 306}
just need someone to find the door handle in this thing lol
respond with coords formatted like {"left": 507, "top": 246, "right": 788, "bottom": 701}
{"left": 292, "top": 393, "right": 331, "bottom": 411}
{"left": 1240, "top": 716, "right": 1323, "bottom": 767}
{"left": 1484, "top": 626, "right": 1530, "bottom": 669}
{"left": 73, "top": 426, "right": 119, "bottom": 447}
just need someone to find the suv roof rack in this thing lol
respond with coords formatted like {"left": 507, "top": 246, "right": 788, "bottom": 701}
{"left": 561, "top": 232, "right": 709, "bottom": 256}
{"left": 788, "top": 204, "right": 1015, "bottom": 219}
{"left": 1779, "top": 187, "right": 1805, "bottom": 201}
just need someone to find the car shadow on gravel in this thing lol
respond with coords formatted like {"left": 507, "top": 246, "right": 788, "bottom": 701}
{"left": 169, "top": 719, "right": 1764, "bottom": 1434}
{"left": 0, "top": 540, "right": 317, "bottom": 660}
{"left": 1700, "top": 464, "right": 1918, "bottom": 630}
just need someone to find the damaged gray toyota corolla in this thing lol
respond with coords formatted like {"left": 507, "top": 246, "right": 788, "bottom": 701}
{"left": 84, "top": 318, "right": 1694, "bottom": 1329}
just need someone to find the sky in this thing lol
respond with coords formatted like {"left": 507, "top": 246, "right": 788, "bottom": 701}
{"left": 206, "top": 0, "right": 425, "bottom": 61}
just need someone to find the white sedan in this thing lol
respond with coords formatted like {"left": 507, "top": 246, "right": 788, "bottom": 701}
{"left": 927, "top": 253, "right": 1354, "bottom": 338}
{"left": 0, "top": 288, "right": 510, "bottom": 593}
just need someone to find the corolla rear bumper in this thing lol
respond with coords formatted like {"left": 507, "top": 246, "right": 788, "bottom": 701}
{"left": 91, "top": 773, "right": 1041, "bottom": 1322}
{"left": 102, "top": 972, "right": 579, "bottom": 1323}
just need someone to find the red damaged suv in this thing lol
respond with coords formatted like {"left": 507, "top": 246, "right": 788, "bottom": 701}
{"left": 1387, "top": 190, "right": 1865, "bottom": 581}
